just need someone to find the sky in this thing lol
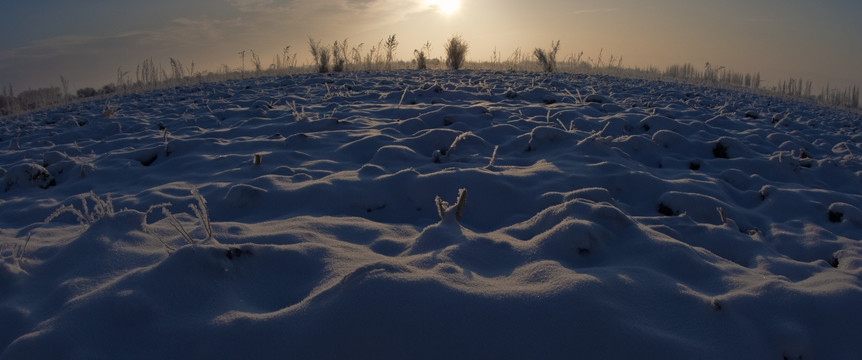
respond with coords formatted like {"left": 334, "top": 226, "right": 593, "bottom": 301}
{"left": 1, "top": 0, "right": 860, "bottom": 93}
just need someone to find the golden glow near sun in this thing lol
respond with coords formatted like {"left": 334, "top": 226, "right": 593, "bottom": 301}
{"left": 427, "top": 0, "right": 461, "bottom": 15}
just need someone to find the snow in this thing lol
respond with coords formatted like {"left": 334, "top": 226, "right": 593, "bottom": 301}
{"left": 2, "top": 70, "right": 862, "bottom": 359}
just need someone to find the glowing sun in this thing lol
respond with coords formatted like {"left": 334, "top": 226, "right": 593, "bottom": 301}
{"left": 427, "top": 0, "right": 461, "bottom": 15}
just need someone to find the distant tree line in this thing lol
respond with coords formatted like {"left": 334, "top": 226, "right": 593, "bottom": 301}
{"left": 1, "top": 83, "right": 117, "bottom": 116}
{"left": 662, "top": 62, "right": 762, "bottom": 90}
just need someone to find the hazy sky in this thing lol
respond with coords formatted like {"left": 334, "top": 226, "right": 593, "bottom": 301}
{"left": 1, "top": 0, "right": 860, "bottom": 92}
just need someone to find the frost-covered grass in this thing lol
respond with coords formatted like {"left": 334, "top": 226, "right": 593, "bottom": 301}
{"left": 534, "top": 40, "right": 560, "bottom": 73}
{"left": 3, "top": 35, "right": 859, "bottom": 118}
{"left": 1, "top": 70, "right": 862, "bottom": 358}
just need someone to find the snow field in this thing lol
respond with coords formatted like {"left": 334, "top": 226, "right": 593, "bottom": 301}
{"left": 1, "top": 70, "right": 862, "bottom": 358}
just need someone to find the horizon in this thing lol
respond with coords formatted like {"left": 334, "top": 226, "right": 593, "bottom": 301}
{"left": 1, "top": 0, "right": 860, "bottom": 92}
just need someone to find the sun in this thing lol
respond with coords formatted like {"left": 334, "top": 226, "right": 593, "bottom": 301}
{"left": 427, "top": 0, "right": 461, "bottom": 15}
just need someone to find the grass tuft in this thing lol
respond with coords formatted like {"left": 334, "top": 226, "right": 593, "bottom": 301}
{"left": 308, "top": 37, "right": 331, "bottom": 73}
{"left": 414, "top": 41, "right": 432, "bottom": 70}
{"left": 534, "top": 40, "right": 560, "bottom": 72}
{"left": 384, "top": 34, "right": 398, "bottom": 71}
{"left": 45, "top": 191, "right": 115, "bottom": 225}
{"left": 332, "top": 39, "right": 349, "bottom": 72}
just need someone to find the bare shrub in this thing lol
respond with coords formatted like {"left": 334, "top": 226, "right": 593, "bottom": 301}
{"left": 445, "top": 35, "right": 468, "bottom": 70}
{"left": 77, "top": 87, "right": 97, "bottom": 98}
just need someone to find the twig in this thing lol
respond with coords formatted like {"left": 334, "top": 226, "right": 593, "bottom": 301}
{"left": 16, "top": 233, "right": 32, "bottom": 264}
{"left": 162, "top": 207, "right": 194, "bottom": 244}
{"left": 487, "top": 145, "right": 499, "bottom": 167}
{"left": 397, "top": 86, "right": 408, "bottom": 108}
{"left": 455, "top": 188, "right": 467, "bottom": 220}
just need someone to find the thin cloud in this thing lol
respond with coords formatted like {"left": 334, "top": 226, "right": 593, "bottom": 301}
{"left": 220, "top": 0, "right": 428, "bottom": 35}
{"left": 0, "top": 36, "right": 94, "bottom": 68}
{"left": 325, "top": 0, "right": 426, "bottom": 19}
{"left": 0, "top": 15, "right": 247, "bottom": 89}
{"left": 227, "top": 0, "right": 281, "bottom": 12}
{"left": 742, "top": 17, "right": 781, "bottom": 24}
{"left": 149, "top": 17, "right": 244, "bottom": 46}
{"left": 572, "top": 8, "right": 618, "bottom": 15}
{"left": 0, "top": 16, "right": 241, "bottom": 65}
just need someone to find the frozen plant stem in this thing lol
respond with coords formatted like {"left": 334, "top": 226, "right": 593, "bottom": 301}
{"left": 717, "top": 207, "right": 727, "bottom": 225}
{"left": 16, "top": 233, "right": 32, "bottom": 267}
{"left": 45, "top": 191, "right": 115, "bottom": 225}
{"left": 435, "top": 196, "right": 447, "bottom": 219}
{"left": 148, "top": 186, "right": 212, "bottom": 245}
{"left": 397, "top": 86, "right": 408, "bottom": 108}
{"left": 144, "top": 203, "right": 178, "bottom": 252}
{"left": 189, "top": 187, "right": 212, "bottom": 241}
{"left": 455, "top": 188, "right": 467, "bottom": 220}
{"left": 488, "top": 145, "right": 499, "bottom": 167}
{"left": 162, "top": 207, "right": 194, "bottom": 244}
{"left": 435, "top": 188, "right": 468, "bottom": 221}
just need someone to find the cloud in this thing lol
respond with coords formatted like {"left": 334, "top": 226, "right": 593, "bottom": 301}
{"left": 145, "top": 17, "right": 244, "bottom": 48}
{"left": 571, "top": 8, "right": 618, "bottom": 15}
{"left": 0, "top": 36, "right": 95, "bottom": 68}
{"left": 331, "top": 0, "right": 427, "bottom": 26}
{"left": 0, "top": 15, "right": 243, "bottom": 65}
{"left": 227, "top": 0, "right": 281, "bottom": 12}
{"left": 218, "top": 0, "right": 428, "bottom": 40}
{"left": 232, "top": 0, "right": 425, "bottom": 22}
{"left": 0, "top": 15, "right": 249, "bottom": 89}
{"left": 226, "top": 0, "right": 327, "bottom": 15}
{"left": 0, "top": 0, "right": 431, "bottom": 89}
{"left": 345, "top": 0, "right": 377, "bottom": 9}
{"left": 741, "top": 17, "right": 781, "bottom": 24}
